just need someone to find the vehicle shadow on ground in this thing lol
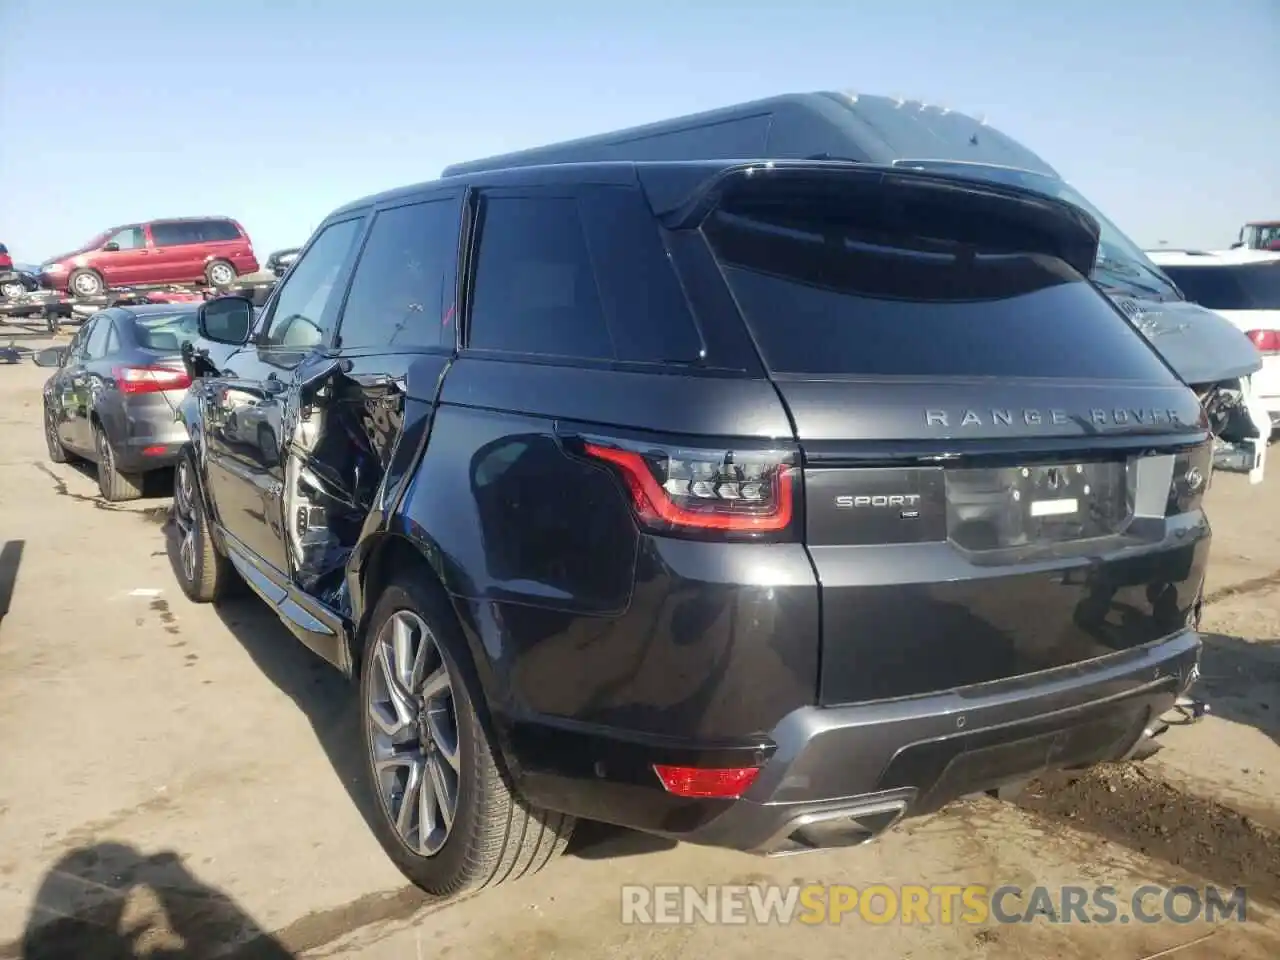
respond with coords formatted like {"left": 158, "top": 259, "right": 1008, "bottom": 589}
{"left": 161, "top": 524, "right": 671, "bottom": 866}
{"left": 61, "top": 459, "right": 176, "bottom": 501}
{"left": 1195, "top": 631, "right": 1280, "bottom": 748}
{"left": 13, "top": 842, "right": 294, "bottom": 959}
{"left": 0, "top": 539, "right": 23, "bottom": 631}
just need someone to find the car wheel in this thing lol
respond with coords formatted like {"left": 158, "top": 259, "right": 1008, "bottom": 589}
{"left": 43, "top": 401, "right": 69, "bottom": 463}
{"left": 172, "top": 453, "right": 232, "bottom": 602}
{"left": 360, "top": 575, "right": 574, "bottom": 898}
{"left": 1, "top": 279, "right": 25, "bottom": 299}
{"left": 68, "top": 269, "right": 105, "bottom": 298}
{"left": 205, "top": 260, "right": 237, "bottom": 287}
{"left": 94, "top": 423, "right": 143, "bottom": 502}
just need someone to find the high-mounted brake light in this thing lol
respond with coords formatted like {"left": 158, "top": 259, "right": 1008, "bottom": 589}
{"left": 114, "top": 366, "right": 192, "bottom": 395}
{"left": 1247, "top": 329, "right": 1279, "bottom": 355}
{"left": 653, "top": 764, "right": 760, "bottom": 799}
{"left": 581, "top": 439, "right": 796, "bottom": 536}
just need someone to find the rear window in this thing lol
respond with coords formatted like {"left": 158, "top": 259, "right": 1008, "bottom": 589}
{"left": 701, "top": 181, "right": 1177, "bottom": 380}
{"left": 1162, "top": 263, "right": 1280, "bottom": 311}
{"left": 133, "top": 311, "right": 199, "bottom": 352}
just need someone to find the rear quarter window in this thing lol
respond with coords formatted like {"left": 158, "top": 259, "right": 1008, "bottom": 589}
{"left": 701, "top": 186, "right": 1177, "bottom": 381}
{"left": 467, "top": 188, "right": 703, "bottom": 364}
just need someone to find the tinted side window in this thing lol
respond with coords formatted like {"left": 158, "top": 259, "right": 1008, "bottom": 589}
{"left": 84, "top": 316, "right": 111, "bottom": 359}
{"left": 576, "top": 187, "right": 703, "bottom": 364}
{"left": 468, "top": 195, "right": 612, "bottom": 359}
{"left": 337, "top": 198, "right": 459, "bottom": 350}
{"left": 201, "top": 220, "right": 242, "bottom": 242}
{"left": 263, "top": 218, "right": 363, "bottom": 349}
{"left": 701, "top": 184, "right": 1176, "bottom": 381}
{"left": 151, "top": 222, "right": 195, "bottom": 247}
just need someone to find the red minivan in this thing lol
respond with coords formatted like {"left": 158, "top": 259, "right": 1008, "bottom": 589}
{"left": 39, "top": 217, "right": 259, "bottom": 297}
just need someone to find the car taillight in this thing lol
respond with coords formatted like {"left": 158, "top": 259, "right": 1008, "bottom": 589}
{"left": 653, "top": 764, "right": 760, "bottom": 799}
{"left": 114, "top": 366, "right": 192, "bottom": 394}
{"left": 1246, "top": 329, "right": 1280, "bottom": 355}
{"left": 576, "top": 435, "right": 798, "bottom": 538}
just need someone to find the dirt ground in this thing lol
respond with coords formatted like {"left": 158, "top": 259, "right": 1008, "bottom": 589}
{"left": 2, "top": 327, "right": 1279, "bottom": 959}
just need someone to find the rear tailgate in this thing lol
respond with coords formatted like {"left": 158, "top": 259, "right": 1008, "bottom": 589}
{"left": 696, "top": 164, "right": 1213, "bottom": 706}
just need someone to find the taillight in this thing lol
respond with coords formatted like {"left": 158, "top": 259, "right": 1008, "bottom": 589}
{"left": 114, "top": 366, "right": 192, "bottom": 394}
{"left": 576, "top": 436, "right": 798, "bottom": 538}
{"left": 1246, "top": 329, "right": 1280, "bottom": 355}
{"left": 653, "top": 764, "right": 760, "bottom": 799}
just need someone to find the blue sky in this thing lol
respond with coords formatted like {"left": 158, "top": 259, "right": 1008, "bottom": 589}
{"left": 1, "top": 0, "right": 1276, "bottom": 262}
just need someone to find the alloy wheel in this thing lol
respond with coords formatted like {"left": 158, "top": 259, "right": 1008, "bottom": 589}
{"left": 173, "top": 459, "right": 197, "bottom": 583}
{"left": 209, "top": 263, "right": 234, "bottom": 286}
{"left": 1, "top": 281, "right": 24, "bottom": 299}
{"left": 367, "top": 610, "right": 460, "bottom": 857}
{"left": 73, "top": 273, "right": 101, "bottom": 296}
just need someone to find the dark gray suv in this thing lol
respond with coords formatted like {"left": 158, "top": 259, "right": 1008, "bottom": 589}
{"left": 169, "top": 158, "right": 1208, "bottom": 900}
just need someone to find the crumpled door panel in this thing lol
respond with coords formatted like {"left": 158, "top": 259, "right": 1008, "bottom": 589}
{"left": 281, "top": 361, "right": 405, "bottom": 598}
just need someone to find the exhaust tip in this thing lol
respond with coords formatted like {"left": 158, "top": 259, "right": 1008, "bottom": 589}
{"left": 766, "top": 798, "right": 909, "bottom": 857}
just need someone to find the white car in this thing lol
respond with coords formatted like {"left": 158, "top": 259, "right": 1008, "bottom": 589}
{"left": 1147, "top": 248, "right": 1280, "bottom": 438}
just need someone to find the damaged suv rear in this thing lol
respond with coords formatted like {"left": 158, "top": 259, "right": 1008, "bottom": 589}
{"left": 172, "top": 159, "right": 1209, "bottom": 898}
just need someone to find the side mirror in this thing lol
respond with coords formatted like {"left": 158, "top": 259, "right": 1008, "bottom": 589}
{"left": 198, "top": 296, "right": 255, "bottom": 345}
{"left": 101, "top": 241, "right": 120, "bottom": 252}
{"left": 33, "top": 346, "right": 68, "bottom": 368}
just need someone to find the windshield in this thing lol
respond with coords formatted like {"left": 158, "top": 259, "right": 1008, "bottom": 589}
{"left": 134, "top": 311, "right": 199, "bottom": 352}
{"left": 1160, "top": 262, "right": 1280, "bottom": 311}
{"left": 892, "top": 160, "right": 1181, "bottom": 299}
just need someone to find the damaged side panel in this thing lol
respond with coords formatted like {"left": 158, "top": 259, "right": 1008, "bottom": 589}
{"left": 277, "top": 353, "right": 453, "bottom": 663}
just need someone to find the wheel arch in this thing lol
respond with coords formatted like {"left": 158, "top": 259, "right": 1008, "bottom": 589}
{"left": 350, "top": 531, "right": 452, "bottom": 674}
{"left": 349, "top": 531, "right": 511, "bottom": 754}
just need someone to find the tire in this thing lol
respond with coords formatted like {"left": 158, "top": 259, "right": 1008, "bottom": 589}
{"left": 43, "top": 401, "right": 69, "bottom": 463}
{"left": 359, "top": 574, "right": 574, "bottom": 897}
{"left": 205, "top": 259, "right": 237, "bottom": 287}
{"left": 171, "top": 453, "right": 233, "bottom": 603}
{"left": 1, "top": 279, "right": 25, "bottom": 300}
{"left": 68, "top": 268, "right": 105, "bottom": 298}
{"left": 93, "top": 422, "right": 143, "bottom": 502}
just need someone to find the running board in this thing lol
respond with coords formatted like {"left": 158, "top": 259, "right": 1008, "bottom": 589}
{"left": 222, "top": 536, "right": 351, "bottom": 672}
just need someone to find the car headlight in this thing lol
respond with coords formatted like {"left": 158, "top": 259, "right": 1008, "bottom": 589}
{"left": 42, "top": 263, "right": 66, "bottom": 273}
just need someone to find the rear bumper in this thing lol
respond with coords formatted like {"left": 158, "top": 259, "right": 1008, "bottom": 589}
{"left": 513, "top": 629, "right": 1200, "bottom": 854}
{"left": 113, "top": 438, "right": 186, "bottom": 472}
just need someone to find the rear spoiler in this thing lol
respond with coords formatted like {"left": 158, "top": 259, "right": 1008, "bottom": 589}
{"left": 637, "top": 161, "right": 1102, "bottom": 279}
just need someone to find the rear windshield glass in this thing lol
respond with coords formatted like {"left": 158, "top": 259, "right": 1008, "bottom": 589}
{"left": 701, "top": 181, "right": 1177, "bottom": 380}
{"left": 134, "top": 311, "right": 199, "bottom": 352}
{"left": 1161, "top": 263, "right": 1280, "bottom": 311}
